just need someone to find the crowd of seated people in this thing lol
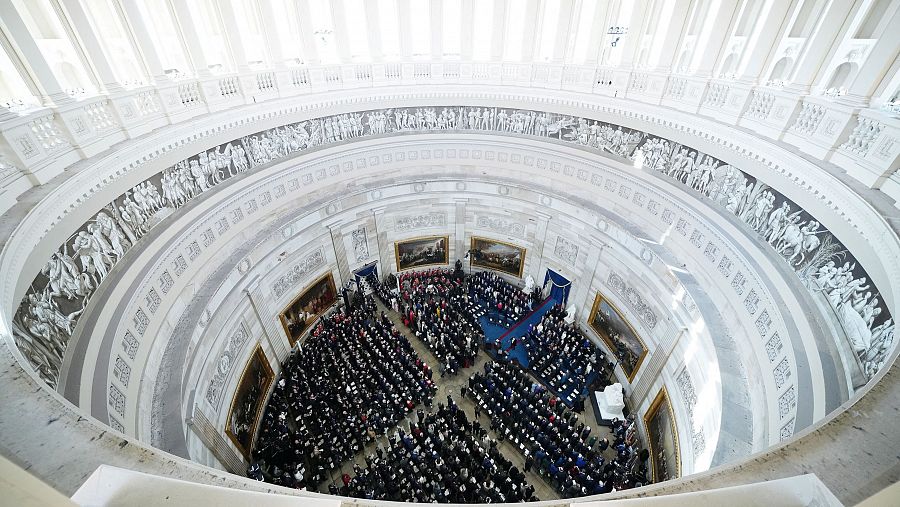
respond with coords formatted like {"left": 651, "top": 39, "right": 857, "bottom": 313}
{"left": 253, "top": 297, "right": 436, "bottom": 489}
{"left": 468, "top": 271, "right": 532, "bottom": 325}
{"left": 524, "top": 304, "right": 607, "bottom": 408}
{"left": 468, "top": 361, "right": 648, "bottom": 497}
{"left": 342, "top": 396, "right": 538, "bottom": 502}
{"left": 389, "top": 268, "right": 484, "bottom": 377}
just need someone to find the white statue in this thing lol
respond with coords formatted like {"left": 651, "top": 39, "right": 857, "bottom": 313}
{"left": 565, "top": 304, "right": 577, "bottom": 325}
{"left": 524, "top": 275, "right": 535, "bottom": 293}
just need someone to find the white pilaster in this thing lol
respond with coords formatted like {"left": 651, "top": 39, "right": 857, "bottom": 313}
{"left": 431, "top": 0, "right": 443, "bottom": 60}
{"left": 216, "top": 0, "right": 250, "bottom": 73}
{"left": 551, "top": 0, "right": 575, "bottom": 63}
{"left": 520, "top": 0, "right": 540, "bottom": 62}
{"left": 115, "top": 0, "right": 170, "bottom": 82}
{"left": 58, "top": 0, "right": 126, "bottom": 93}
{"left": 169, "top": 0, "right": 212, "bottom": 77}
{"left": 329, "top": 0, "right": 352, "bottom": 63}
{"left": 692, "top": 0, "right": 742, "bottom": 78}
{"left": 491, "top": 0, "right": 507, "bottom": 61}
{"left": 397, "top": 0, "right": 413, "bottom": 59}
{"left": 294, "top": 0, "right": 320, "bottom": 65}
{"left": 0, "top": 2, "right": 72, "bottom": 105}
{"left": 364, "top": 0, "right": 383, "bottom": 61}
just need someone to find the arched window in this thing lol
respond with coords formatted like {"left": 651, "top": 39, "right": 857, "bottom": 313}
{"left": 11, "top": 0, "right": 94, "bottom": 95}
{"left": 768, "top": 56, "right": 793, "bottom": 84}
{"left": 81, "top": 0, "right": 145, "bottom": 86}
{"left": 720, "top": 53, "right": 738, "bottom": 77}
{"left": 824, "top": 61, "right": 857, "bottom": 94}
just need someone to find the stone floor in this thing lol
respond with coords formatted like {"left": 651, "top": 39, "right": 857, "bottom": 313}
{"left": 315, "top": 299, "right": 620, "bottom": 502}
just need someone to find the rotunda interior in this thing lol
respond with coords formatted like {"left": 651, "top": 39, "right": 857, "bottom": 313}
{"left": 0, "top": 1, "right": 898, "bottom": 506}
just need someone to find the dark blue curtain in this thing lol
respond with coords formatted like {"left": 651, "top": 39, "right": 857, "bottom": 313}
{"left": 354, "top": 262, "right": 378, "bottom": 285}
{"left": 543, "top": 268, "right": 571, "bottom": 305}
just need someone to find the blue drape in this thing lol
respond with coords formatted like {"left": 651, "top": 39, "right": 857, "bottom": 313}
{"left": 354, "top": 262, "right": 378, "bottom": 285}
{"left": 543, "top": 268, "right": 571, "bottom": 305}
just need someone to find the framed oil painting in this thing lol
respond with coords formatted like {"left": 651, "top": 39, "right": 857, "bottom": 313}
{"left": 644, "top": 386, "right": 681, "bottom": 483}
{"left": 470, "top": 237, "right": 526, "bottom": 278}
{"left": 279, "top": 272, "right": 337, "bottom": 345}
{"left": 588, "top": 292, "right": 649, "bottom": 382}
{"left": 225, "top": 345, "right": 274, "bottom": 459}
{"left": 395, "top": 236, "right": 449, "bottom": 271}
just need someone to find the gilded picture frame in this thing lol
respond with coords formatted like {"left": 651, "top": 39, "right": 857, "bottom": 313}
{"left": 643, "top": 386, "right": 681, "bottom": 483}
{"left": 278, "top": 272, "right": 338, "bottom": 346}
{"left": 395, "top": 235, "right": 450, "bottom": 271}
{"left": 588, "top": 291, "right": 649, "bottom": 382}
{"left": 224, "top": 345, "right": 274, "bottom": 459}
{"left": 470, "top": 236, "right": 526, "bottom": 278}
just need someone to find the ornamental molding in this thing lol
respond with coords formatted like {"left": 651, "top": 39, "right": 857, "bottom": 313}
{"left": 607, "top": 272, "right": 658, "bottom": 330}
{"left": 351, "top": 227, "right": 369, "bottom": 262}
{"left": 205, "top": 324, "right": 251, "bottom": 408}
{"left": 475, "top": 214, "right": 526, "bottom": 238}
{"left": 676, "top": 367, "right": 706, "bottom": 457}
{"left": 394, "top": 212, "right": 447, "bottom": 231}
{"left": 271, "top": 248, "right": 326, "bottom": 298}
{"left": 554, "top": 236, "right": 579, "bottom": 265}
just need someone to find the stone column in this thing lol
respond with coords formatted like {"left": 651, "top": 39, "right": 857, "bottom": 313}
{"left": 583, "top": 1, "right": 610, "bottom": 65}
{"left": 216, "top": 0, "right": 250, "bottom": 73}
{"left": 329, "top": 0, "right": 352, "bottom": 63}
{"left": 844, "top": 7, "right": 900, "bottom": 104}
{"left": 550, "top": 0, "right": 575, "bottom": 63}
{"left": 256, "top": 0, "right": 285, "bottom": 67}
{"left": 629, "top": 325, "right": 686, "bottom": 403}
{"left": 294, "top": 0, "right": 320, "bottom": 65}
{"left": 397, "top": 0, "right": 413, "bottom": 59}
{"left": 454, "top": 199, "right": 468, "bottom": 266}
{"left": 364, "top": 0, "right": 383, "bottom": 61}
{"left": 372, "top": 208, "right": 392, "bottom": 275}
{"left": 460, "top": 0, "right": 474, "bottom": 60}
{"left": 0, "top": 2, "right": 73, "bottom": 105}
{"left": 58, "top": 0, "right": 127, "bottom": 93}
{"left": 245, "top": 283, "right": 290, "bottom": 362}
{"left": 490, "top": 0, "right": 507, "bottom": 61}
{"left": 617, "top": 0, "right": 651, "bottom": 69}
{"left": 115, "top": 0, "right": 171, "bottom": 82}
{"left": 691, "top": 0, "right": 741, "bottom": 77}
{"left": 187, "top": 404, "right": 245, "bottom": 474}
{"left": 326, "top": 221, "right": 351, "bottom": 287}
{"left": 169, "top": 0, "right": 213, "bottom": 77}
{"left": 572, "top": 236, "right": 603, "bottom": 320}
{"left": 651, "top": 1, "right": 692, "bottom": 72}
{"left": 734, "top": 0, "right": 794, "bottom": 83}
{"left": 520, "top": 0, "right": 541, "bottom": 62}
{"left": 531, "top": 211, "right": 551, "bottom": 283}
{"left": 783, "top": 0, "right": 855, "bottom": 93}
{"left": 430, "top": 0, "right": 443, "bottom": 60}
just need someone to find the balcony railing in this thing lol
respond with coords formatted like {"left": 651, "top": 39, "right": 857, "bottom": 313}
{"left": 0, "top": 61, "right": 897, "bottom": 213}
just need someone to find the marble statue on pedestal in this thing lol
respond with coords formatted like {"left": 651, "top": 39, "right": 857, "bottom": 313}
{"left": 524, "top": 275, "right": 535, "bottom": 293}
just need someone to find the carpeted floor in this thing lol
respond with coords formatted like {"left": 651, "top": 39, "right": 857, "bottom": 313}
{"left": 478, "top": 296, "right": 560, "bottom": 367}
{"left": 476, "top": 293, "right": 602, "bottom": 408}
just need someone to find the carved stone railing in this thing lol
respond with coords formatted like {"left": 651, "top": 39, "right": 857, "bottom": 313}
{"left": 1, "top": 62, "right": 897, "bottom": 214}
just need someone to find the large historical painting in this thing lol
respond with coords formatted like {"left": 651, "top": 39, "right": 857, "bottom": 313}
{"left": 279, "top": 272, "right": 337, "bottom": 345}
{"left": 395, "top": 236, "right": 449, "bottom": 271}
{"left": 470, "top": 237, "right": 526, "bottom": 278}
{"left": 644, "top": 387, "right": 681, "bottom": 483}
{"left": 225, "top": 345, "right": 274, "bottom": 459}
{"left": 589, "top": 292, "right": 648, "bottom": 382}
